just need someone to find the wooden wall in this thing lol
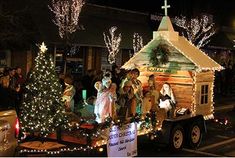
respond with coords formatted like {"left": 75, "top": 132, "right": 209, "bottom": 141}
{"left": 139, "top": 69, "right": 194, "bottom": 110}
{"left": 194, "top": 71, "right": 214, "bottom": 116}
{"left": 139, "top": 69, "right": 215, "bottom": 117}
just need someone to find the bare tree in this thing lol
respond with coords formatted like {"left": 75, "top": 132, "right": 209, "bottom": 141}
{"left": 48, "top": 0, "right": 85, "bottom": 39}
{"left": 103, "top": 26, "right": 122, "bottom": 64}
{"left": 174, "top": 14, "right": 216, "bottom": 48}
{"left": 132, "top": 33, "right": 143, "bottom": 56}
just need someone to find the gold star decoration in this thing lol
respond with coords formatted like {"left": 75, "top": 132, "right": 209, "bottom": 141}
{"left": 39, "top": 42, "right": 48, "bottom": 53}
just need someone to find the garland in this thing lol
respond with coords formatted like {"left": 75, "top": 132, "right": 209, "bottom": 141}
{"left": 149, "top": 44, "right": 169, "bottom": 66}
{"left": 19, "top": 112, "right": 157, "bottom": 155}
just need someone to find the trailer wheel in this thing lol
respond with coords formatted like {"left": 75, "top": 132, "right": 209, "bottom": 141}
{"left": 169, "top": 125, "right": 184, "bottom": 151}
{"left": 187, "top": 122, "right": 202, "bottom": 149}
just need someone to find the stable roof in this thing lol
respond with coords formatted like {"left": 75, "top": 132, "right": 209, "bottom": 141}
{"left": 122, "top": 16, "right": 223, "bottom": 71}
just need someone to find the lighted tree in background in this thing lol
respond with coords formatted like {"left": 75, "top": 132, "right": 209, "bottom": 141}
{"left": 174, "top": 14, "right": 216, "bottom": 48}
{"left": 48, "top": 0, "right": 85, "bottom": 39}
{"left": 20, "top": 42, "right": 68, "bottom": 137}
{"left": 132, "top": 32, "right": 143, "bottom": 56}
{"left": 103, "top": 26, "right": 122, "bottom": 64}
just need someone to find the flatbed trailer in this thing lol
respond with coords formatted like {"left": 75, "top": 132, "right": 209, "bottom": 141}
{"left": 54, "top": 111, "right": 206, "bottom": 153}
{"left": 18, "top": 106, "right": 207, "bottom": 157}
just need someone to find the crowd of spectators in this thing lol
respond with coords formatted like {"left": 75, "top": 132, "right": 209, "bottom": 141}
{"left": 1, "top": 61, "right": 235, "bottom": 122}
{"left": 0, "top": 67, "right": 25, "bottom": 114}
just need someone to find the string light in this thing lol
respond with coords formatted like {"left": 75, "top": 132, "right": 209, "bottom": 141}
{"left": 20, "top": 42, "right": 69, "bottom": 138}
{"left": 20, "top": 24, "right": 222, "bottom": 154}
{"left": 174, "top": 14, "right": 216, "bottom": 48}
{"left": 48, "top": 0, "right": 85, "bottom": 38}
{"left": 19, "top": 113, "right": 156, "bottom": 155}
{"left": 192, "top": 72, "right": 197, "bottom": 116}
{"left": 103, "top": 26, "right": 122, "bottom": 64}
{"left": 133, "top": 33, "right": 143, "bottom": 56}
{"left": 155, "top": 33, "right": 223, "bottom": 71}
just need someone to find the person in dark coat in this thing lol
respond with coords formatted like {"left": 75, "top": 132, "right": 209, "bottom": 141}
{"left": 0, "top": 84, "right": 14, "bottom": 110}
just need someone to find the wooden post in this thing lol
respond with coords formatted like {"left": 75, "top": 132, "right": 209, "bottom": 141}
{"left": 87, "top": 47, "right": 93, "bottom": 70}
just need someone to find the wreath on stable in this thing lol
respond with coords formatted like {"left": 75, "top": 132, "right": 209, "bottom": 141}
{"left": 149, "top": 44, "right": 169, "bottom": 66}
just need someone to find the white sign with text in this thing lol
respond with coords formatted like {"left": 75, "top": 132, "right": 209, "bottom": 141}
{"left": 107, "top": 122, "right": 137, "bottom": 157}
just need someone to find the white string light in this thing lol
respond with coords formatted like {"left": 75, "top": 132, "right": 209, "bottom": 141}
{"left": 48, "top": 0, "right": 85, "bottom": 38}
{"left": 20, "top": 42, "right": 70, "bottom": 137}
{"left": 19, "top": 116, "right": 154, "bottom": 155}
{"left": 133, "top": 33, "right": 143, "bottom": 56}
{"left": 174, "top": 14, "right": 215, "bottom": 48}
{"left": 155, "top": 33, "right": 223, "bottom": 71}
{"left": 103, "top": 26, "right": 122, "bottom": 64}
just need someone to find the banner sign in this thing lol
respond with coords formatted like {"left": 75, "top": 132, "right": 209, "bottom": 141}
{"left": 147, "top": 67, "right": 178, "bottom": 74}
{"left": 107, "top": 122, "right": 137, "bottom": 157}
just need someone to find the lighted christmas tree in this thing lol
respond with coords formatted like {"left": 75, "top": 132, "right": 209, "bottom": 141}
{"left": 20, "top": 42, "right": 69, "bottom": 137}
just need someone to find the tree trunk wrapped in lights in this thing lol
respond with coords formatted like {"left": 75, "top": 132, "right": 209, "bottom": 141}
{"left": 20, "top": 42, "right": 69, "bottom": 138}
{"left": 174, "top": 15, "right": 216, "bottom": 48}
{"left": 103, "top": 26, "right": 122, "bottom": 64}
{"left": 132, "top": 33, "right": 143, "bottom": 57}
{"left": 48, "top": 0, "right": 85, "bottom": 39}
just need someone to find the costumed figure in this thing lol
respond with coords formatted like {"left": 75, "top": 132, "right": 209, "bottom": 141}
{"left": 159, "top": 83, "right": 176, "bottom": 118}
{"left": 119, "top": 70, "right": 132, "bottom": 90}
{"left": 142, "top": 74, "right": 159, "bottom": 115}
{"left": 62, "top": 76, "right": 76, "bottom": 112}
{"left": 94, "top": 71, "right": 117, "bottom": 123}
{"left": 131, "top": 68, "right": 143, "bottom": 115}
{"left": 117, "top": 80, "right": 135, "bottom": 120}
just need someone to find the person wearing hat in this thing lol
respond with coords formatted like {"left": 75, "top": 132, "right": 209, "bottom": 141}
{"left": 117, "top": 80, "right": 136, "bottom": 120}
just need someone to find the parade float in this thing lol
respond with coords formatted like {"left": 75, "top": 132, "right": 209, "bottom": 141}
{"left": 19, "top": 0, "right": 223, "bottom": 157}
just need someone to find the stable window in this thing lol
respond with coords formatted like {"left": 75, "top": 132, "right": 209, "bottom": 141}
{"left": 200, "top": 84, "right": 209, "bottom": 105}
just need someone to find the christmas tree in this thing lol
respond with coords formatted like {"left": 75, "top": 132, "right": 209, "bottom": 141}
{"left": 20, "top": 42, "right": 69, "bottom": 137}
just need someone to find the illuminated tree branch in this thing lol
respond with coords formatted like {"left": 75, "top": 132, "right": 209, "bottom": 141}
{"left": 103, "top": 26, "right": 122, "bottom": 64}
{"left": 48, "top": 0, "right": 85, "bottom": 39}
{"left": 133, "top": 33, "right": 143, "bottom": 55}
{"left": 174, "top": 14, "right": 216, "bottom": 48}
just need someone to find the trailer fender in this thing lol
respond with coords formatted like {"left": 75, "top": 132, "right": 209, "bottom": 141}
{"left": 157, "top": 120, "right": 175, "bottom": 144}
{"left": 158, "top": 120, "right": 185, "bottom": 151}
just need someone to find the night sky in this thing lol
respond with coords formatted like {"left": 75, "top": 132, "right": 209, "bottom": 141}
{"left": 87, "top": 0, "right": 235, "bottom": 27}
{"left": 2, "top": 0, "right": 235, "bottom": 27}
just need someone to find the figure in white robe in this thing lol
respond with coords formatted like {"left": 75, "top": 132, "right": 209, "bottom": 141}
{"left": 159, "top": 83, "right": 176, "bottom": 117}
{"left": 94, "top": 72, "right": 117, "bottom": 123}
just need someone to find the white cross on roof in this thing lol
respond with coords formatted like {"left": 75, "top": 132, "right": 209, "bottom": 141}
{"left": 161, "top": 0, "right": 170, "bottom": 16}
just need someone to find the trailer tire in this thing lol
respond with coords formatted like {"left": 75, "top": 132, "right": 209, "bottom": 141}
{"left": 169, "top": 125, "right": 184, "bottom": 152}
{"left": 187, "top": 122, "right": 202, "bottom": 149}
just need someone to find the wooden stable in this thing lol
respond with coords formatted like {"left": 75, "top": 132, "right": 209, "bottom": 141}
{"left": 139, "top": 68, "right": 214, "bottom": 118}
{"left": 122, "top": 16, "right": 223, "bottom": 119}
